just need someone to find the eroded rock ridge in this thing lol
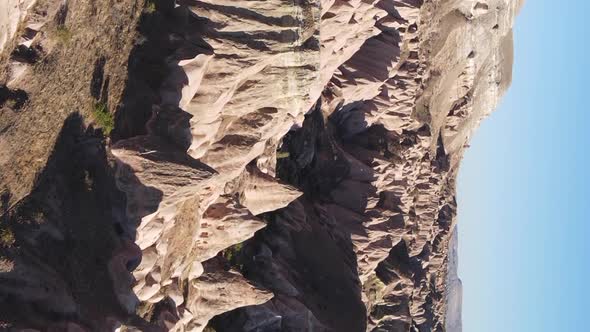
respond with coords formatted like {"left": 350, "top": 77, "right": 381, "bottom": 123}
{"left": 0, "top": 0, "right": 521, "bottom": 331}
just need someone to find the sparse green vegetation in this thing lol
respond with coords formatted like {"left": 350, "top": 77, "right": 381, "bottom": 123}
{"left": 55, "top": 25, "right": 73, "bottom": 44}
{"left": 92, "top": 101, "right": 114, "bottom": 135}
{"left": 221, "top": 242, "right": 244, "bottom": 270}
{"left": 276, "top": 151, "right": 290, "bottom": 159}
{"left": 363, "top": 274, "right": 386, "bottom": 303}
{"left": 145, "top": 0, "right": 157, "bottom": 13}
{"left": 5, "top": 99, "right": 17, "bottom": 109}
{"left": 0, "top": 227, "right": 15, "bottom": 246}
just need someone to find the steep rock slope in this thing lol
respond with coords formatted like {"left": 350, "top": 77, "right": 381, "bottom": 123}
{"left": 0, "top": 0, "right": 521, "bottom": 331}
{"left": 445, "top": 228, "right": 462, "bottom": 332}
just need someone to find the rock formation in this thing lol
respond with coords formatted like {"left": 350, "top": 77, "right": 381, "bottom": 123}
{"left": 0, "top": 0, "right": 521, "bottom": 331}
{"left": 445, "top": 228, "right": 462, "bottom": 332}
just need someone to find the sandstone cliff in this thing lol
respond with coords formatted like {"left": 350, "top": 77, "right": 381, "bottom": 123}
{"left": 0, "top": 0, "right": 521, "bottom": 331}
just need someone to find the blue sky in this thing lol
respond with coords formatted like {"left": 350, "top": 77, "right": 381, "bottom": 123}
{"left": 458, "top": 1, "right": 590, "bottom": 331}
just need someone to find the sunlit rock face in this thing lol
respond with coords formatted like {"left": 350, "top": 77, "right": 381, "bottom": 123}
{"left": 0, "top": 0, "right": 36, "bottom": 52}
{"left": 446, "top": 228, "right": 462, "bottom": 332}
{"left": 0, "top": 0, "right": 520, "bottom": 331}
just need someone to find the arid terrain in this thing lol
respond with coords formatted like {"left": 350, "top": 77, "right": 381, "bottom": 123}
{"left": 0, "top": 0, "right": 521, "bottom": 331}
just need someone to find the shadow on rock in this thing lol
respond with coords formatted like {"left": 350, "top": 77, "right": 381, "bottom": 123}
{"left": 211, "top": 104, "right": 371, "bottom": 332}
{"left": 112, "top": 0, "right": 212, "bottom": 149}
{"left": 0, "top": 113, "right": 162, "bottom": 330}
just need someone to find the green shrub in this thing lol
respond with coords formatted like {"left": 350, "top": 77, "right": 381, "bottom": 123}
{"left": 145, "top": 0, "right": 156, "bottom": 13}
{"left": 221, "top": 242, "right": 244, "bottom": 270}
{"left": 276, "top": 151, "right": 290, "bottom": 159}
{"left": 92, "top": 102, "right": 114, "bottom": 135}
{"left": 5, "top": 99, "right": 17, "bottom": 109}
{"left": 0, "top": 228, "right": 15, "bottom": 246}
{"left": 55, "top": 25, "right": 72, "bottom": 44}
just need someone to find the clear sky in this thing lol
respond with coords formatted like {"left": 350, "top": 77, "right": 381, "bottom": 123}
{"left": 458, "top": 1, "right": 590, "bottom": 331}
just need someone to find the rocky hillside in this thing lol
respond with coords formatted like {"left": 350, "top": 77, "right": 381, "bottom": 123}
{"left": 0, "top": 0, "right": 521, "bottom": 331}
